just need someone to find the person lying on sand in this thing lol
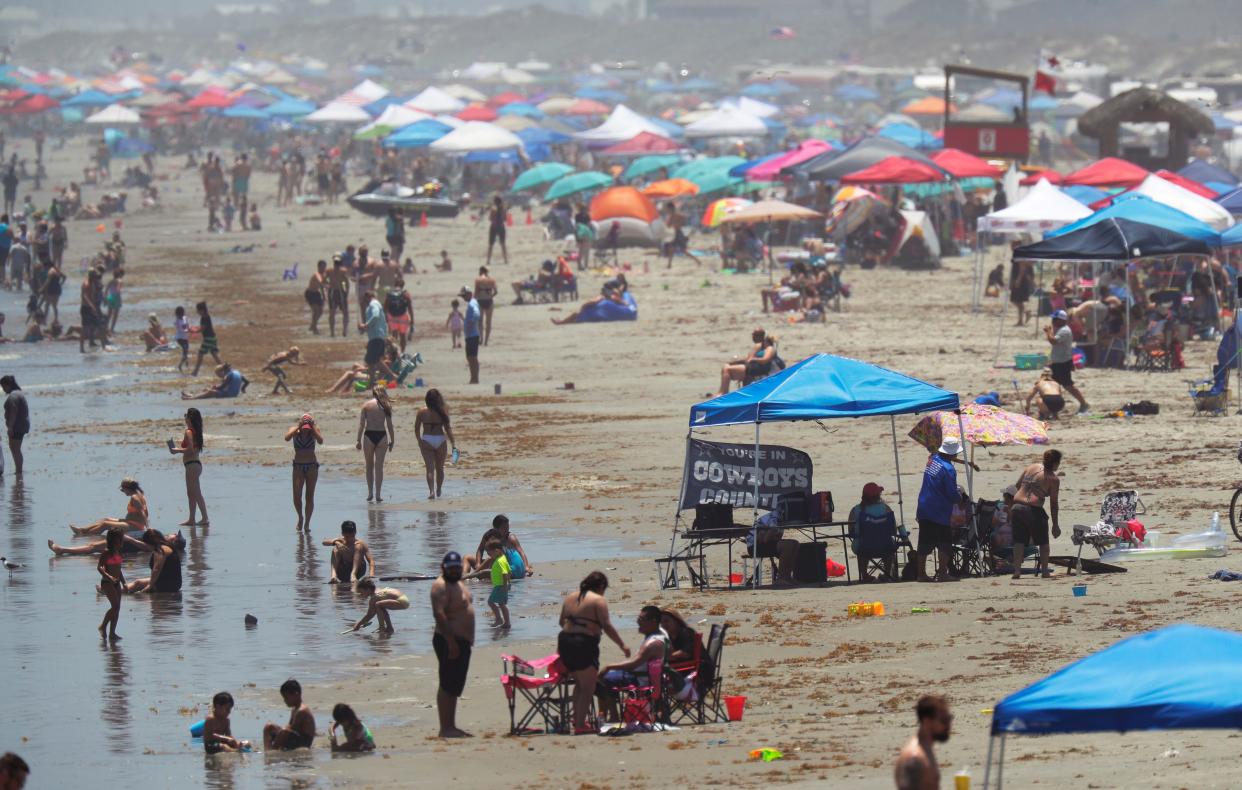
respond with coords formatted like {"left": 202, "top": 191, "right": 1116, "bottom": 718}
{"left": 551, "top": 274, "right": 627, "bottom": 325}
{"left": 182, "top": 363, "right": 248, "bottom": 400}
{"left": 50, "top": 530, "right": 183, "bottom": 557}
{"left": 324, "top": 343, "right": 399, "bottom": 394}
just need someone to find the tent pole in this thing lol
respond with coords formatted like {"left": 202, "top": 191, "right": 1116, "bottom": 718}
{"left": 1123, "top": 262, "right": 1131, "bottom": 371}
{"left": 669, "top": 429, "right": 694, "bottom": 560}
{"left": 958, "top": 410, "right": 977, "bottom": 573}
{"left": 751, "top": 420, "right": 763, "bottom": 588}
{"left": 997, "top": 733, "right": 1006, "bottom": 789}
{"left": 890, "top": 415, "right": 905, "bottom": 530}
{"left": 983, "top": 734, "right": 996, "bottom": 790}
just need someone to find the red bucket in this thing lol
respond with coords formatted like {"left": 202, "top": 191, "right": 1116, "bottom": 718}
{"left": 729, "top": 572, "right": 743, "bottom": 584}
{"left": 825, "top": 558, "right": 847, "bottom": 578}
{"left": 724, "top": 695, "right": 747, "bottom": 722}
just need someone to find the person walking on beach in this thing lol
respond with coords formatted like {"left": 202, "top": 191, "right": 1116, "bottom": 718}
{"left": 358, "top": 290, "right": 388, "bottom": 387}
{"left": 174, "top": 306, "right": 190, "bottom": 372}
{"left": 191, "top": 301, "right": 221, "bottom": 376}
{"left": 558, "top": 571, "right": 629, "bottom": 734}
{"left": 349, "top": 577, "right": 409, "bottom": 634}
{"left": 485, "top": 195, "right": 509, "bottom": 266}
{"left": 385, "top": 276, "right": 413, "bottom": 353}
{"left": 894, "top": 695, "right": 953, "bottom": 790}
{"left": 284, "top": 413, "right": 323, "bottom": 531}
{"left": 385, "top": 208, "right": 405, "bottom": 264}
{"left": 1046, "top": 310, "right": 1089, "bottom": 414}
{"left": 915, "top": 438, "right": 961, "bottom": 583}
{"left": 356, "top": 386, "right": 394, "bottom": 502}
{"left": 326, "top": 255, "right": 350, "bottom": 337}
{"left": 2, "top": 375, "right": 28, "bottom": 476}
{"left": 97, "top": 528, "right": 125, "bottom": 641}
{"left": 103, "top": 267, "right": 124, "bottom": 336}
{"left": 231, "top": 154, "right": 251, "bottom": 230}
{"left": 430, "top": 551, "right": 474, "bottom": 738}
{"left": 460, "top": 286, "right": 481, "bottom": 384}
{"left": 474, "top": 266, "right": 497, "bottom": 346}
{"left": 1009, "top": 448, "right": 1062, "bottom": 580}
{"left": 263, "top": 679, "right": 316, "bottom": 751}
{"left": 168, "top": 408, "right": 208, "bottom": 526}
{"left": 78, "top": 267, "right": 105, "bottom": 353}
{"left": 415, "top": 389, "right": 456, "bottom": 500}
{"left": 305, "top": 260, "right": 327, "bottom": 334}
{"left": 323, "top": 520, "right": 374, "bottom": 583}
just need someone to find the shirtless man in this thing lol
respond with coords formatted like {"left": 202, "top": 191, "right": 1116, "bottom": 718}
{"left": 263, "top": 678, "right": 316, "bottom": 751}
{"left": 262, "top": 346, "right": 305, "bottom": 395}
{"left": 325, "top": 255, "right": 351, "bottom": 337}
{"left": 322, "top": 520, "right": 374, "bottom": 584}
{"left": 430, "top": 551, "right": 475, "bottom": 738}
{"left": 306, "top": 260, "right": 327, "bottom": 334}
{"left": 894, "top": 695, "right": 953, "bottom": 790}
{"left": 1024, "top": 369, "right": 1066, "bottom": 420}
{"left": 230, "top": 154, "right": 251, "bottom": 230}
{"left": 464, "top": 514, "right": 532, "bottom": 578}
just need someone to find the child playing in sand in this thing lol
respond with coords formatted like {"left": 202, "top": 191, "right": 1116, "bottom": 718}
{"left": 174, "top": 306, "right": 190, "bottom": 372}
{"left": 486, "top": 539, "right": 511, "bottom": 629}
{"left": 203, "top": 691, "right": 251, "bottom": 754}
{"left": 263, "top": 346, "right": 305, "bottom": 395}
{"left": 248, "top": 205, "right": 261, "bottom": 231}
{"left": 446, "top": 299, "right": 463, "bottom": 349}
{"left": 328, "top": 704, "right": 375, "bottom": 752}
{"left": 435, "top": 250, "right": 452, "bottom": 272}
{"left": 349, "top": 578, "right": 409, "bottom": 634}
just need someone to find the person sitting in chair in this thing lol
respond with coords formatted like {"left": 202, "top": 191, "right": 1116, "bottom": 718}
{"left": 989, "top": 485, "right": 1017, "bottom": 573}
{"left": 848, "top": 483, "right": 901, "bottom": 582}
{"left": 747, "top": 509, "right": 799, "bottom": 586}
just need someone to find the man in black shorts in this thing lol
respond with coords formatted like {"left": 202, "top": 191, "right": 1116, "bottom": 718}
{"left": 430, "top": 551, "right": 475, "bottom": 737}
{"left": 358, "top": 290, "right": 388, "bottom": 387}
{"left": 1045, "top": 309, "right": 1089, "bottom": 414}
{"left": 460, "top": 286, "right": 481, "bottom": 384}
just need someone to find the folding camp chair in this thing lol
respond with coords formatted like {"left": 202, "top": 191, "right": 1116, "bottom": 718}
{"left": 664, "top": 633, "right": 706, "bottom": 726}
{"left": 613, "top": 659, "right": 665, "bottom": 731}
{"left": 699, "top": 623, "right": 730, "bottom": 723}
{"left": 500, "top": 653, "right": 576, "bottom": 735}
{"left": 1070, "top": 490, "right": 1146, "bottom": 573}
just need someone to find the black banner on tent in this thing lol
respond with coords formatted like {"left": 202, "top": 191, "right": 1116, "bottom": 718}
{"left": 680, "top": 439, "right": 813, "bottom": 511}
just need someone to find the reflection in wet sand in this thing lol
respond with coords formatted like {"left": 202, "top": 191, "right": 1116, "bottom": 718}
{"left": 100, "top": 642, "right": 131, "bottom": 755}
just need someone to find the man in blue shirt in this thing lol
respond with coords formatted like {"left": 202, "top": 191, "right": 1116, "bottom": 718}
{"left": 916, "top": 437, "right": 963, "bottom": 583}
{"left": 358, "top": 289, "right": 389, "bottom": 387}
{"left": 181, "top": 363, "right": 249, "bottom": 400}
{"left": 459, "top": 286, "right": 481, "bottom": 384}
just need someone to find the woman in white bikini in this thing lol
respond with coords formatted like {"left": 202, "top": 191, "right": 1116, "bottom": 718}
{"left": 71, "top": 478, "right": 149, "bottom": 535}
{"left": 414, "top": 388, "right": 456, "bottom": 499}
{"left": 169, "top": 408, "right": 209, "bottom": 526}
{"left": 284, "top": 413, "right": 324, "bottom": 531}
{"left": 1008, "top": 448, "right": 1062, "bottom": 579}
{"left": 355, "top": 388, "right": 395, "bottom": 503}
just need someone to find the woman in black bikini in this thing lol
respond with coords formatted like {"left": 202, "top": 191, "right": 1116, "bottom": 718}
{"left": 355, "top": 387, "right": 395, "bottom": 503}
{"left": 1008, "top": 448, "right": 1062, "bottom": 579}
{"left": 284, "top": 413, "right": 324, "bottom": 530}
{"left": 557, "top": 571, "right": 630, "bottom": 734}
{"left": 473, "top": 266, "right": 497, "bottom": 345}
{"left": 124, "top": 528, "right": 183, "bottom": 594}
{"left": 169, "top": 408, "right": 209, "bottom": 526}
{"left": 414, "top": 389, "right": 456, "bottom": 500}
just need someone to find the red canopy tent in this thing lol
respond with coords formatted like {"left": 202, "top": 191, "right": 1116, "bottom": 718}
{"left": 2, "top": 94, "right": 59, "bottom": 114}
{"left": 563, "top": 98, "right": 611, "bottom": 116}
{"left": 840, "top": 156, "right": 947, "bottom": 184}
{"left": 186, "top": 88, "right": 234, "bottom": 109}
{"left": 598, "top": 131, "right": 680, "bottom": 155}
{"left": 487, "top": 91, "right": 526, "bottom": 107}
{"left": 1154, "top": 169, "right": 1220, "bottom": 199}
{"left": 456, "top": 104, "right": 498, "bottom": 122}
{"left": 1062, "top": 157, "right": 1149, "bottom": 189}
{"left": 1020, "top": 168, "right": 1062, "bottom": 186}
{"left": 931, "top": 148, "right": 1002, "bottom": 179}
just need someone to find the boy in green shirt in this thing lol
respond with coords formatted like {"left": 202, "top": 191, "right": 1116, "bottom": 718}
{"left": 486, "top": 539, "right": 511, "bottom": 629}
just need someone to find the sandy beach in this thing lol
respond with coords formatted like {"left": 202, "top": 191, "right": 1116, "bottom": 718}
{"left": 5, "top": 136, "right": 1242, "bottom": 789}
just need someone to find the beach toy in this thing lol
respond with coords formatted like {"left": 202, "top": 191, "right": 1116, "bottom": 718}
{"left": 862, "top": 602, "right": 874, "bottom": 616}
{"left": 190, "top": 719, "right": 205, "bottom": 737}
{"left": 825, "top": 558, "right": 846, "bottom": 577}
{"left": 414, "top": 377, "right": 425, "bottom": 387}
{"left": 1014, "top": 352, "right": 1047, "bottom": 370}
{"left": 96, "top": 223, "right": 106, "bottom": 233}
{"left": 729, "top": 572, "right": 743, "bottom": 584}
{"left": 955, "top": 766, "right": 971, "bottom": 790}
{"left": 748, "top": 747, "right": 783, "bottom": 762}
{"left": 911, "top": 607, "right": 931, "bottom": 614}
{"left": 1072, "top": 584, "right": 1087, "bottom": 597}
{"left": 872, "top": 601, "right": 886, "bottom": 616}
{"left": 724, "top": 695, "right": 747, "bottom": 722}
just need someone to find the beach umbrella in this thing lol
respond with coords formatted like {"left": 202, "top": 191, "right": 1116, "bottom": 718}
{"left": 688, "top": 169, "right": 743, "bottom": 195}
{"left": 85, "top": 103, "right": 141, "bottom": 124}
{"left": 719, "top": 199, "right": 821, "bottom": 224}
{"left": 263, "top": 97, "right": 316, "bottom": 117}
{"left": 600, "top": 132, "right": 680, "bottom": 156}
{"left": 623, "top": 154, "right": 682, "bottom": 181}
{"left": 494, "top": 115, "right": 539, "bottom": 132}
{"left": 498, "top": 102, "right": 544, "bottom": 119}
{"left": 537, "top": 96, "right": 576, "bottom": 115}
{"left": 512, "top": 162, "right": 575, "bottom": 193}
{"left": 545, "top": 171, "right": 614, "bottom": 201}
{"left": 384, "top": 119, "right": 453, "bottom": 148}
{"left": 702, "top": 197, "right": 753, "bottom": 227}
{"left": 186, "top": 88, "right": 234, "bottom": 109}
{"left": 3, "top": 94, "right": 58, "bottom": 114}
{"left": 488, "top": 91, "right": 526, "bottom": 107}
{"left": 908, "top": 403, "right": 1048, "bottom": 454}
{"left": 1063, "top": 157, "right": 1149, "bottom": 189}
{"left": 902, "top": 96, "right": 954, "bottom": 115}
{"left": 563, "top": 98, "right": 611, "bottom": 116}
{"left": 931, "top": 148, "right": 1003, "bottom": 179}
{"left": 642, "top": 178, "right": 700, "bottom": 198}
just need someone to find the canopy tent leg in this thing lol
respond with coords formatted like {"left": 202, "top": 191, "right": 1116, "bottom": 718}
{"left": 890, "top": 415, "right": 906, "bottom": 529}
{"left": 668, "top": 430, "right": 694, "bottom": 560}
{"left": 983, "top": 733, "right": 996, "bottom": 790}
{"left": 751, "top": 421, "right": 762, "bottom": 589}
{"left": 997, "top": 732, "right": 1006, "bottom": 789}
{"left": 992, "top": 285, "right": 1009, "bottom": 367}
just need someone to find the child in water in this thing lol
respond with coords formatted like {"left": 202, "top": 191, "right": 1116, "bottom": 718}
{"left": 329, "top": 703, "right": 376, "bottom": 752}
{"left": 349, "top": 578, "right": 409, "bottom": 634}
{"left": 486, "top": 539, "right": 511, "bottom": 629}
{"left": 435, "top": 249, "right": 452, "bottom": 272}
{"left": 446, "top": 299, "right": 463, "bottom": 349}
{"left": 203, "top": 691, "right": 251, "bottom": 754}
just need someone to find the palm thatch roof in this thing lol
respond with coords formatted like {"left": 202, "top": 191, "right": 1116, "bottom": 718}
{"left": 1078, "top": 87, "right": 1214, "bottom": 138}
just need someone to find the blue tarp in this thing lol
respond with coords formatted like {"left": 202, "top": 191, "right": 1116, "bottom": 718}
{"left": 1047, "top": 195, "right": 1221, "bottom": 243}
{"left": 383, "top": 119, "right": 452, "bottom": 148}
{"left": 1182, "top": 159, "right": 1239, "bottom": 187}
{"left": 262, "top": 98, "right": 316, "bottom": 117}
{"left": 1061, "top": 184, "right": 1111, "bottom": 206}
{"left": 1017, "top": 217, "right": 1212, "bottom": 260}
{"left": 992, "top": 625, "right": 1242, "bottom": 735}
{"left": 689, "top": 353, "right": 959, "bottom": 427}
{"left": 1215, "top": 186, "right": 1242, "bottom": 214}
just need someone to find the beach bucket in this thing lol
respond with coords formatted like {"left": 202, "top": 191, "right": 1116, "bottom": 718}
{"left": 724, "top": 695, "right": 747, "bottom": 722}
{"left": 1072, "top": 584, "right": 1087, "bottom": 597}
{"left": 825, "top": 558, "right": 847, "bottom": 577}
{"left": 729, "top": 572, "right": 743, "bottom": 584}
{"left": 414, "top": 377, "right": 425, "bottom": 388}
{"left": 872, "top": 601, "right": 885, "bottom": 616}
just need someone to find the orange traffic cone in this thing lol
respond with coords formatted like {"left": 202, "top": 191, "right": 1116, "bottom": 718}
{"left": 505, "top": 210, "right": 514, "bottom": 227}
{"left": 419, "top": 212, "right": 428, "bottom": 227}
{"left": 525, "top": 207, "right": 533, "bottom": 225}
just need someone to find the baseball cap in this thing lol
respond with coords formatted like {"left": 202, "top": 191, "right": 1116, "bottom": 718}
{"left": 862, "top": 482, "right": 884, "bottom": 499}
{"left": 442, "top": 551, "right": 463, "bottom": 568}
{"left": 1051, "top": 309, "right": 1068, "bottom": 321}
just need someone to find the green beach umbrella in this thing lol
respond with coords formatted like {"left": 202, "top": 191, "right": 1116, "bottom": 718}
{"left": 690, "top": 169, "right": 744, "bottom": 196}
{"left": 670, "top": 156, "right": 747, "bottom": 181}
{"left": 544, "top": 171, "right": 613, "bottom": 201}
{"left": 623, "top": 154, "right": 681, "bottom": 182}
{"left": 512, "top": 162, "right": 575, "bottom": 193}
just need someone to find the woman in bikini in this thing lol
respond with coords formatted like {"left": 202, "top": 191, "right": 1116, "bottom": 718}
{"left": 71, "top": 478, "right": 148, "bottom": 535}
{"left": 355, "top": 387, "right": 395, "bottom": 503}
{"left": 169, "top": 408, "right": 209, "bottom": 526}
{"left": 284, "top": 413, "right": 324, "bottom": 530}
{"left": 124, "top": 528, "right": 183, "bottom": 594}
{"left": 414, "top": 388, "right": 456, "bottom": 500}
{"left": 474, "top": 266, "right": 497, "bottom": 345}
{"left": 97, "top": 528, "right": 126, "bottom": 641}
{"left": 558, "top": 571, "right": 630, "bottom": 734}
{"left": 1008, "top": 448, "right": 1062, "bottom": 580}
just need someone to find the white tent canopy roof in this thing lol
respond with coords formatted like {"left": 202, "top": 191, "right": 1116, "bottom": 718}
{"left": 356, "top": 104, "right": 432, "bottom": 134}
{"left": 683, "top": 105, "right": 768, "bottom": 138}
{"left": 85, "top": 103, "right": 141, "bottom": 124}
{"left": 978, "top": 178, "right": 1092, "bottom": 233}
{"left": 428, "top": 121, "right": 523, "bottom": 153}
{"left": 1134, "top": 174, "right": 1235, "bottom": 231}
{"left": 335, "top": 78, "right": 389, "bottom": 105}
{"left": 441, "top": 83, "right": 487, "bottom": 102}
{"left": 722, "top": 96, "right": 780, "bottom": 119}
{"left": 406, "top": 86, "right": 465, "bottom": 114}
{"left": 304, "top": 101, "right": 373, "bottom": 123}
{"left": 574, "top": 104, "right": 670, "bottom": 145}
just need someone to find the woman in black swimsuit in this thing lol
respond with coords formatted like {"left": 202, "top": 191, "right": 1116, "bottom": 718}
{"left": 355, "top": 387, "right": 395, "bottom": 503}
{"left": 474, "top": 266, "right": 497, "bottom": 346}
{"left": 125, "top": 529, "right": 183, "bottom": 594}
{"left": 486, "top": 195, "right": 509, "bottom": 266}
{"left": 284, "top": 413, "right": 324, "bottom": 531}
{"left": 557, "top": 571, "right": 630, "bottom": 734}
{"left": 169, "top": 408, "right": 209, "bottom": 526}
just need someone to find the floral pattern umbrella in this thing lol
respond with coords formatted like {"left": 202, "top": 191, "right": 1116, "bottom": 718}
{"left": 908, "top": 403, "right": 1048, "bottom": 453}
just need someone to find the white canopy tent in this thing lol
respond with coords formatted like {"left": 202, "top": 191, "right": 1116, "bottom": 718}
{"left": 683, "top": 105, "right": 768, "bottom": 139}
{"left": 85, "top": 103, "right": 141, "bottom": 124}
{"left": 721, "top": 96, "right": 780, "bottom": 119}
{"left": 304, "top": 101, "right": 372, "bottom": 123}
{"left": 442, "top": 83, "right": 487, "bottom": 102}
{"left": 356, "top": 104, "right": 431, "bottom": 136}
{"left": 575, "top": 104, "right": 670, "bottom": 146}
{"left": 428, "top": 121, "right": 524, "bottom": 153}
{"left": 1133, "top": 174, "right": 1234, "bottom": 231}
{"left": 334, "top": 78, "right": 389, "bottom": 105}
{"left": 406, "top": 86, "right": 465, "bottom": 114}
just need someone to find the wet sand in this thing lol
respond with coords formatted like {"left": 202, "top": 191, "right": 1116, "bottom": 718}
{"left": 3, "top": 138, "right": 1241, "bottom": 787}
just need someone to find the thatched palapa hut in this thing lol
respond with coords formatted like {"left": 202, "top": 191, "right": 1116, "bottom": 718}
{"left": 1077, "top": 87, "right": 1214, "bottom": 171}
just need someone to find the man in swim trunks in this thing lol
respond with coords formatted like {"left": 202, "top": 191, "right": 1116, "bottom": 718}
{"left": 263, "top": 678, "right": 316, "bottom": 751}
{"left": 894, "top": 695, "right": 953, "bottom": 790}
{"left": 464, "top": 514, "right": 532, "bottom": 578}
{"left": 325, "top": 255, "right": 350, "bottom": 338}
{"left": 1024, "top": 369, "right": 1066, "bottom": 420}
{"left": 430, "top": 551, "right": 474, "bottom": 738}
{"left": 1045, "top": 310, "right": 1089, "bottom": 414}
{"left": 230, "top": 154, "right": 251, "bottom": 230}
{"left": 322, "top": 520, "right": 374, "bottom": 583}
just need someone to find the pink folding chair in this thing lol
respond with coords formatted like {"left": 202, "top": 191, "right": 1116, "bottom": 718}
{"left": 615, "top": 659, "right": 665, "bottom": 731}
{"left": 500, "top": 653, "right": 573, "bottom": 735}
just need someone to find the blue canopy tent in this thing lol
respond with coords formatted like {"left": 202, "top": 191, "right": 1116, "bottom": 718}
{"left": 675, "top": 354, "right": 963, "bottom": 585}
{"left": 984, "top": 625, "right": 1242, "bottom": 788}
{"left": 262, "top": 98, "right": 316, "bottom": 118}
{"left": 63, "top": 89, "right": 117, "bottom": 108}
{"left": 1045, "top": 195, "right": 1222, "bottom": 245}
{"left": 1180, "top": 159, "right": 1238, "bottom": 187}
{"left": 1061, "top": 184, "right": 1111, "bottom": 206}
{"left": 1214, "top": 186, "right": 1242, "bottom": 215}
{"left": 384, "top": 119, "right": 453, "bottom": 149}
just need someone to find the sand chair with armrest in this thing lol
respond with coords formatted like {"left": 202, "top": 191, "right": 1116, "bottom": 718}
{"left": 1069, "top": 490, "right": 1145, "bottom": 573}
{"left": 500, "top": 653, "right": 580, "bottom": 735}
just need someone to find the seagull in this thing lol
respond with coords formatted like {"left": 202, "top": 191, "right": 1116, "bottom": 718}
{"left": 2, "top": 557, "right": 23, "bottom": 578}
